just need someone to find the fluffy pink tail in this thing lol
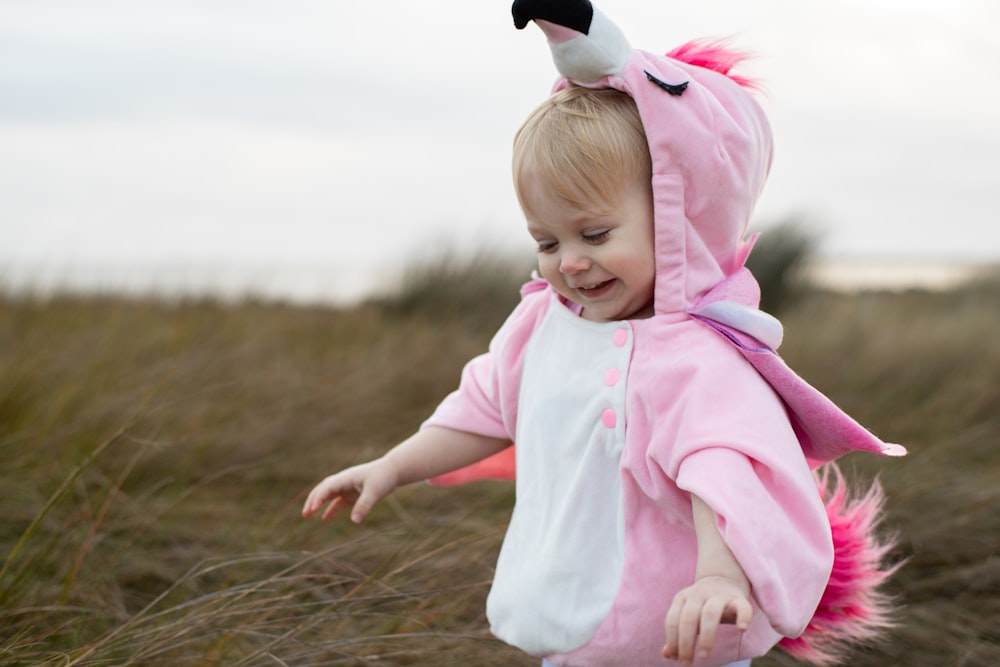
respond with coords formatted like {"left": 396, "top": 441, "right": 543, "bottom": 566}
{"left": 778, "top": 465, "right": 900, "bottom": 665}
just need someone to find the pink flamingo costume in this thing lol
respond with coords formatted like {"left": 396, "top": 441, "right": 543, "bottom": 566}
{"left": 424, "top": 2, "right": 905, "bottom": 665}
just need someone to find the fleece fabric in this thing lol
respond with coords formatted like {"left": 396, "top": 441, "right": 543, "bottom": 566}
{"left": 425, "top": 285, "right": 834, "bottom": 665}
{"left": 423, "top": 3, "right": 903, "bottom": 665}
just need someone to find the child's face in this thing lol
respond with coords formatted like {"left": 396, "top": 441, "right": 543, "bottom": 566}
{"left": 525, "top": 180, "right": 655, "bottom": 322}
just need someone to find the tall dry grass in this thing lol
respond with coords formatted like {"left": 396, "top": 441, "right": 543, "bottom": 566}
{"left": 1, "top": 260, "right": 998, "bottom": 665}
{"left": 0, "top": 294, "right": 526, "bottom": 666}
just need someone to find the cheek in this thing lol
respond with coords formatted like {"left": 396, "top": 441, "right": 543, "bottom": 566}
{"left": 622, "top": 249, "right": 656, "bottom": 293}
{"left": 640, "top": 255, "right": 657, "bottom": 290}
{"left": 536, "top": 254, "right": 560, "bottom": 282}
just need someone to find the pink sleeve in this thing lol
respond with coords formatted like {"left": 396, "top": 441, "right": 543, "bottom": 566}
{"left": 675, "top": 447, "right": 832, "bottom": 638}
{"left": 423, "top": 352, "right": 510, "bottom": 440}
{"left": 421, "top": 288, "right": 550, "bottom": 442}
{"left": 647, "top": 329, "right": 833, "bottom": 637}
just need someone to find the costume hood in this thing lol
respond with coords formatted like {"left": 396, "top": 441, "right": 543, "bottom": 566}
{"left": 516, "top": 0, "right": 773, "bottom": 320}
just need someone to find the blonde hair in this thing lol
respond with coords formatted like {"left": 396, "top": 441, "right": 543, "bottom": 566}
{"left": 513, "top": 86, "right": 651, "bottom": 216}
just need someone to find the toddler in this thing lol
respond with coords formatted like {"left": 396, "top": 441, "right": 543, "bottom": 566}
{"left": 303, "top": 2, "right": 904, "bottom": 665}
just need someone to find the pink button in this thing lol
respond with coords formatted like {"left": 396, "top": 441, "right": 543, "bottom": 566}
{"left": 602, "top": 408, "right": 617, "bottom": 429}
{"left": 605, "top": 368, "right": 620, "bottom": 386}
{"left": 613, "top": 328, "right": 629, "bottom": 347}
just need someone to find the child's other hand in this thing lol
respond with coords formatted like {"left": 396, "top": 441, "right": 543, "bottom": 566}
{"left": 661, "top": 575, "right": 752, "bottom": 663}
{"left": 301, "top": 459, "right": 399, "bottom": 524}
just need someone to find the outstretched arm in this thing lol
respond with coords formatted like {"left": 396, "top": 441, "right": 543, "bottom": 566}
{"left": 662, "top": 493, "right": 753, "bottom": 663}
{"left": 302, "top": 426, "right": 510, "bottom": 524}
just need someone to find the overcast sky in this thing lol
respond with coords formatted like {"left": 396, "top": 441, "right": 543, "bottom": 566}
{"left": 1, "top": 0, "right": 998, "bottom": 300}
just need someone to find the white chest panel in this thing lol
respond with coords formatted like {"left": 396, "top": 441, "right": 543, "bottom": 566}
{"left": 487, "top": 299, "right": 632, "bottom": 655}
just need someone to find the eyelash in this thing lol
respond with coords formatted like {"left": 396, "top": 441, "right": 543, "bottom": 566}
{"left": 536, "top": 230, "right": 611, "bottom": 254}
{"left": 584, "top": 230, "right": 611, "bottom": 244}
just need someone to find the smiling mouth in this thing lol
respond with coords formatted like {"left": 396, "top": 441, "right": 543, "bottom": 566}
{"left": 576, "top": 279, "right": 615, "bottom": 296}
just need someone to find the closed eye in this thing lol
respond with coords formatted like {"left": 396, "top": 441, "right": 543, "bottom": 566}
{"left": 536, "top": 240, "right": 558, "bottom": 254}
{"left": 583, "top": 230, "right": 610, "bottom": 244}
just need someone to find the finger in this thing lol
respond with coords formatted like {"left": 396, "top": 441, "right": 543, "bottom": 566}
{"left": 733, "top": 598, "right": 754, "bottom": 632}
{"left": 303, "top": 477, "right": 352, "bottom": 519}
{"left": 676, "top": 597, "right": 702, "bottom": 662}
{"left": 302, "top": 487, "right": 327, "bottom": 518}
{"left": 695, "top": 599, "right": 726, "bottom": 660}
{"left": 321, "top": 495, "right": 351, "bottom": 521}
{"left": 349, "top": 482, "right": 387, "bottom": 523}
{"left": 662, "top": 592, "right": 684, "bottom": 658}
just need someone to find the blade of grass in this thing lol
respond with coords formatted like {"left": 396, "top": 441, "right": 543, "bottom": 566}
{"left": 0, "top": 427, "right": 126, "bottom": 597}
{"left": 61, "top": 437, "right": 146, "bottom": 604}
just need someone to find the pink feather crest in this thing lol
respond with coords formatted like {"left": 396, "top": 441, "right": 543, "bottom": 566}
{"left": 665, "top": 39, "right": 760, "bottom": 91}
{"left": 778, "top": 464, "right": 901, "bottom": 665}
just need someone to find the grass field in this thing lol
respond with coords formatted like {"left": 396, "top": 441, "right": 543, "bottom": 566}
{"left": 1, "top": 263, "right": 998, "bottom": 666}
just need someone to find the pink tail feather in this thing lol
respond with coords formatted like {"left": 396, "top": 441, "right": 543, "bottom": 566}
{"left": 778, "top": 465, "right": 901, "bottom": 665}
{"left": 666, "top": 39, "right": 760, "bottom": 91}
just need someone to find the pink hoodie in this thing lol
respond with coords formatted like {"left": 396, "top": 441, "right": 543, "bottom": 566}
{"left": 423, "top": 3, "right": 903, "bottom": 665}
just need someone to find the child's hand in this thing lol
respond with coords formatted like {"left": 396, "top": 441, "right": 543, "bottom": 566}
{"left": 301, "top": 459, "right": 399, "bottom": 524}
{"left": 661, "top": 575, "right": 753, "bottom": 663}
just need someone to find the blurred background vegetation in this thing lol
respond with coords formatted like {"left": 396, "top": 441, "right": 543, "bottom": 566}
{"left": 1, "top": 228, "right": 998, "bottom": 665}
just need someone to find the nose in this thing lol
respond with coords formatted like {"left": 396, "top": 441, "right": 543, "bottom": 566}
{"left": 559, "top": 248, "right": 591, "bottom": 275}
